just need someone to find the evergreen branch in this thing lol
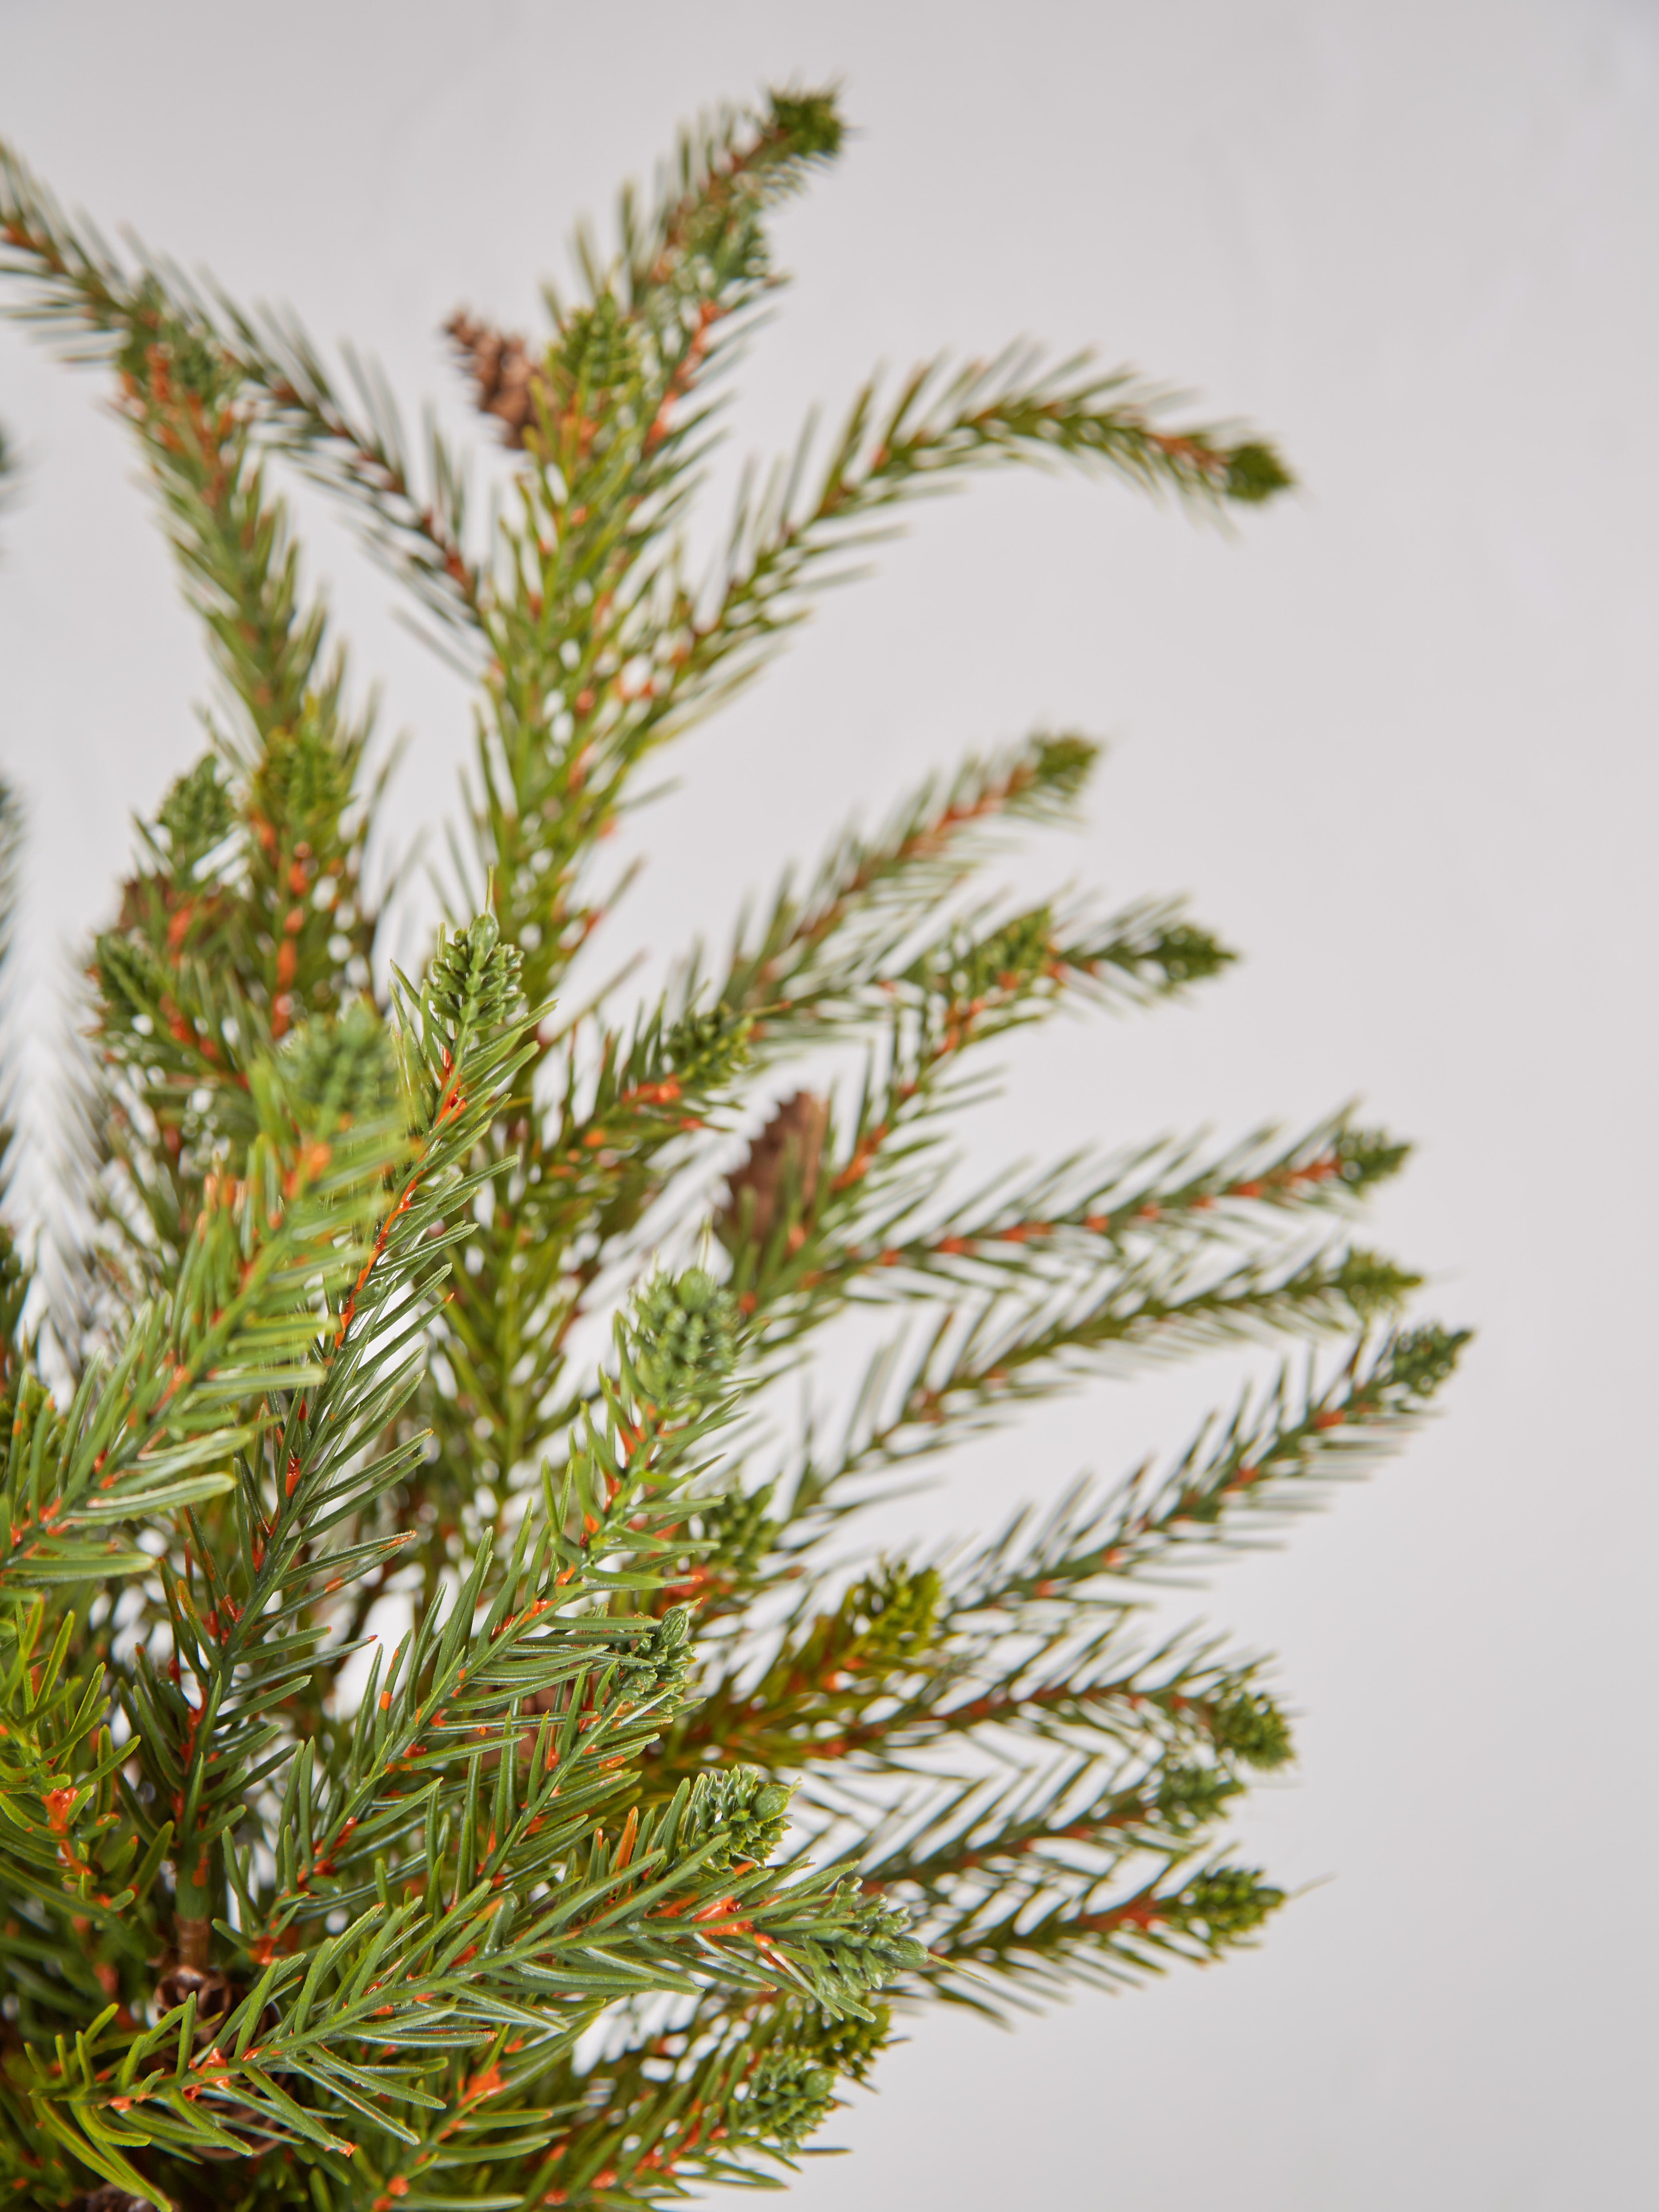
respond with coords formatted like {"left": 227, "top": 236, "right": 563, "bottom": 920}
{"left": 912, "top": 1857, "right": 1285, "bottom": 2012}
{"left": 819, "top": 1322, "right": 1466, "bottom": 1622}
{"left": 491, "top": 892, "right": 1241, "bottom": 1560}
{"left": 0, "top": 1112, "right": 410, "bottom": 1596}
{"left": 452, "top": 357, "right": 1285, "bottom": 991}
{"left": 1077, "top": 1321, "right": 1471, "bottom": 1575}
{"left": 0, "top": 138, "right": 137, "bottom": 356}
{"left": 142, "top": 920, "right": 536, "bottom": 1917}
{"left": 852, "top": 1749, "right": 1245, "bottom": 1921}
{"left": 106, "top": 322, "right": 331, "bottom": 747}
{"left": 619, "top": 87, "right": 846, "bottom": 345}
{"left": 723, "top": 894, "right": 1238, "bottom": 1325}
{"left": 666, "top": 1537, "right": 1281, "bottom": 1786}
{"left": 789, "top": 1112, "right": 1410, "bottom": 1314}
{"left": 415, "top": 1002, "right": 754, "bottom": 1510}
{"left": 649, "top": 349, "right": 1292, "bottom": 739}
{"left": 0, "top": 90, "right": 1467, "bottom": 2212}
{"left": 27, "top": 1782, "right": 921, "bottom": 2181}
{"left": 690, "top": 731, "right": 1102, "bottom": 1044}
{"left": 223, "top": 301, "right": 485, "bottom": 640}
{"left": 0, "top": 137, "right": 483, "bottom": 646}
{"left": 1, "top": 145, "right": 394, "bottom": 1352}
{"left": 781, "top": 1258, "right": 1428, "bottom": 1534}
{"left": 484, "top": 1991, "right": 875, "bottom": 2209}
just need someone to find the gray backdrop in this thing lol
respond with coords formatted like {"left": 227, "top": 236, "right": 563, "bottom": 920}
{"left": 2, "top": 3, "right": 1655, "bottom": 2205}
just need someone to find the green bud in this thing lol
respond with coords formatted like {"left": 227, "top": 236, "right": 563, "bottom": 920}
{"left": 1143, "top": 922, "right": 1235, "bottom": 988}
{"left": 260, "top": 716, "right": 351, "bottom": 838}
{"left": 1383, "top": 1324, "right": 1472, "bottom": 1401}
{"left": 614, "top": 1604, "right": 695, "bottom": 1698}
{"left": 662, "top": 1004, "right": 751, "bottom": 1090}
{"left": 1333, "top": 1248, "right": 1422, "bottom": 1319}
{"left": 737, "top": 2050, "right": 836, "bottom": 2148}
{"left": 1334, "top": 1126, "right": 1413, "bottom": 1192}
{"left": 425, "top": 910, "right": 525, "bottom": 1041}
{"left": 93, "top": 933, "right": 169, "bottom": 1029}
{"left": 765, "top": 88, "right": 845, "bottom": 163}
{"left": 696, "top": 1481, "right": 779, "bottom": 1578}
{"left": 1153, "top": 1761, "right": 1242, "bottom": 1831}
{"left": 1167, "top": 1864, "right": 1285, "bottom": 1943}
{"left": 800, "top": 1883, "right": 927, "bottom": 2010}
{"left": 1028, "top": 733, "right": 1099, "bottom": 803}
{"left": 1205, "top": 1687, "right": 1295, "bottom": 1771}
{"left": 278, "top": 1002, "right": 398, "bottom": 1133}
{"left": 842, "top": 1561, "right": 941, "bottom": 1664}
{"left": 788, "top": 1999, "right": 892, "bottom": 2085}
{"left": 1221, "top": 440, "right": 1294, "bottom": 503}
{"left": 633, "top": 1268, "right": 741, "bottom": 1405}
{"left": 681, "top": 1764, "right": 795, "bottom": 1871}
{"left": 157, "top": 755, "right": 235, "bottom": 878}
{"left": 558, "top": 293, "right": 639, "bottom": 394}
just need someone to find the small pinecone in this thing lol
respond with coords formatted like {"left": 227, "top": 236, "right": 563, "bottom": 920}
{"left": 445, "top": 309, "right": 543, "bottom": 448}
{"left": 720, "top": 1092, "right": 828, "bottom": 1249}
{"left": 75, "top": 2190, "right": 158, "bottom": 2212}
{"left": 154, "top": 1959, "right": 236, "bottom": 2046}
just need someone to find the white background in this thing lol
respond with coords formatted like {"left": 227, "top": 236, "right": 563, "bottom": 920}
{"left": 2, "top": 4, "right": 1656, "bottom": 2205}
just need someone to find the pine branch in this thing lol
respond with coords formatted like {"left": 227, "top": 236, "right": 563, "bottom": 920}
{"left": 653, "top": 347, "right": 1292, "bottom": 739}
{"left": 0, "top": 1112, "right": 409, "bottom": 1599}
{"left": 840, "top": 1739, "right": 1271, "bottom": 1982}
{"left": 618, "top": 87, "right": 846, "bottom": 344}
{"left": 1079, "top": 1321, "right": 1471, "bottom": 1575}
{"left": 412, "top": 1000, "right": 754, "bottom": 1518}
{"left": 721, "top": 894, "right": 1237, "bottom": 1318}
{"left": 815, "top": 1113, "right": 1412, "bottom": 1297}
{"left": 483, "top": 1988, "right": 874, "bottom": 2208}
{"left": 224, "top": 302, "right": 484, "bottom": 642}
{"left": 0, "top": 137, "right": 482, "bottom": 650}
{"left": 912, "top": 1857, "right": 1285, "bottom": 2012}
{"left": 0, "top": 91, "right": 1467, "bottom": 2210}
{"left": 0, "top": 152, "right": 394, "bottom": 1369}
{"left": 495, "top": 890, "right": 1241, "bottom": 1523}
{"left": 686, "top": 1585, "right": 1278, "bottom": 1771}
{"left": 687, "top": 731, "right": 1103, "bottom": 1046}
{"left": 778, "top": 1267, "right": 1430, "bottom": 1543}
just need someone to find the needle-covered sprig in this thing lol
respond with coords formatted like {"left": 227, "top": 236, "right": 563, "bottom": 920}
{"left": 0, "top": 84, "right": 1463, "bottom": 2212}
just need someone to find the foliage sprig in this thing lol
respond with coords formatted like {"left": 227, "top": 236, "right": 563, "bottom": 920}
{"left": 0, "top": 83, "right": 1461, "bottom": 2212}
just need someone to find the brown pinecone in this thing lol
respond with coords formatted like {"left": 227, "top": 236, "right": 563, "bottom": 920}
{"left": 444, "top": 309, "right": 543, "bottom": 448}
{"left": 720, "top": 1093, "right": 829, "bottom": 1250}
{"left": 153, "top": 1959, "right": 236, "bottom": 2045}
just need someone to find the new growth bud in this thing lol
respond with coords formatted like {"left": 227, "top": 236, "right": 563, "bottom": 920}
{"left": 613, "top": 1603, "right": 695, "bottom": 1698}
{"left": 633, "top": 1268, "right": 742, "bottom": 1405}
{"left": 426, "top": 910, "right": 526, "bottom": 1043}
{"left": 157, "top": 756, "right": 234, "bottom": 879}
{"left": 277, "top": 1001, "right": 398, "bottom": 1135}
{"left": 735, "top": 2051, "right": 837, "bottom": 2148}
{"left": 680, "top": 1764, "right": 795, "bottom": 1871}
